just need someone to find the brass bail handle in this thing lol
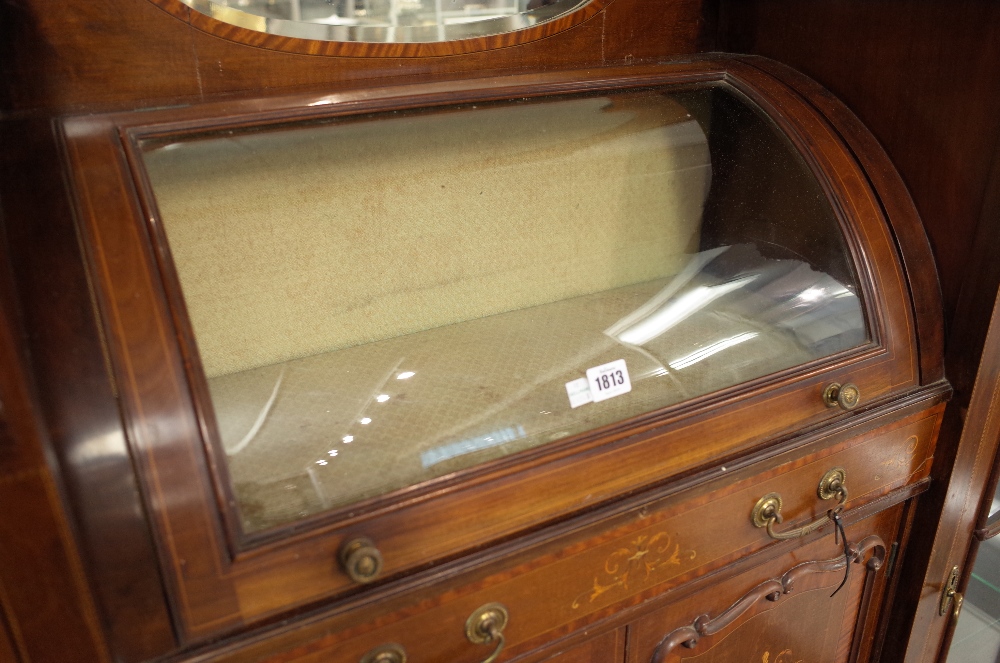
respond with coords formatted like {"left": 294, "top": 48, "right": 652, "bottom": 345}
{"left": 751, "top": 468, "right": 849, "bottom": 540}
{"left": 465, "top": 603, "right": 510, "bottom": 663}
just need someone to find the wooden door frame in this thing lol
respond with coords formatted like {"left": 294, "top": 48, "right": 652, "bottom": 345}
{"left": 888, "top": 284, "right": 1000, "bottom": 661}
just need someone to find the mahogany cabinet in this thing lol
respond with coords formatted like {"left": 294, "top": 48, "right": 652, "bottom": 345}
{"left": 0, "top": 0, "right": 960, "bottom": 660}
{"left": 29, "top": 52, "right": 943, "bottom": 662}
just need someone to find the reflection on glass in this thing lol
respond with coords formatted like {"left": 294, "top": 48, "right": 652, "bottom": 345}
{"left": 181, "top": 0, "right": 585, "bottom": 44}
{"left": 141, "top": 86, "right": 868, "bottom": 532}
{"left": 947, "top": 537, "right": 1000, "bottom": 662}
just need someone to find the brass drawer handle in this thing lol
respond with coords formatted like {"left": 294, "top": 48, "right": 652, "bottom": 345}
{"left": 823, "top": 382, "right": 861, "bottom": 410}
{"left": 340, "top": 537, "right": 384, "bottom": 584}
{"left": 466, "top": 602, "right": 509, "bottom": 663}
{"left": 360, "top": 643, "right": 406, "bottom": 663}
{"left": 751, "top": 468, "right": 848, "bottom": 540}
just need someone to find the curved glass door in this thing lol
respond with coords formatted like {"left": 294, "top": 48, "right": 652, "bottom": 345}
{"left": 139, "top": 85, "right": 868, "bottom": 532}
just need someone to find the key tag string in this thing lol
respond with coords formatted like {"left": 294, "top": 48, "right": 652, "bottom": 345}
{"left": 829, "top": 506, "right": 851, "bottom": 597}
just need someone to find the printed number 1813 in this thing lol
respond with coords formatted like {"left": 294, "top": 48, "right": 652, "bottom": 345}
{"left": 586, "top": 359, "right": 632, "bottom": 403}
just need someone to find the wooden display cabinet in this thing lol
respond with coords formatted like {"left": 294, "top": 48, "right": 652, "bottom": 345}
{"left": 52, "top": 56, "right": 945, "bottom": 661}
{"left": 2, "top": 0, "right": 976, "bottom": 661}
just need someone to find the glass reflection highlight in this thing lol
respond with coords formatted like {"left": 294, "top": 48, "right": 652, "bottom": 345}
{"left": 668, "top": 332, "right": 759, "bottom": 370}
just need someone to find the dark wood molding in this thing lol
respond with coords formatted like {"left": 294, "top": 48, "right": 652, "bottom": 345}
{"left": 0, "top": 180, "right": 115, "bottom": 663}
{"left": 0, "top": 0, "right": 712, "bottom": 115}
{"left": 716, "top": 2, "right": 1000, "bottom": 336}
{"left": 0, "top": 116, "right": 177, "bottom": 662}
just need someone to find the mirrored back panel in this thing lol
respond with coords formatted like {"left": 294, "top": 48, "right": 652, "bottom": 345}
{"left": 181, "top": 0, "right": 588, "bottom": 43}
{"left": 139, "top": 84, "right": 867, "bottom": 533}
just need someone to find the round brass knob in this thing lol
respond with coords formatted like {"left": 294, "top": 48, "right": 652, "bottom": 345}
{"left": 360, "top": 643, "right": 407, "bottom": 663}
{"left": 817, "top": 467, "right": 848, "bottom": 501}
{"left": 466, "top": 602, "right": 509, "bottom": 663}
{"left": 751, "top": 493, "right": 784, "bottom": 528}
{"left": 340, "top": 537, "right": 383, "bottom": 584}
{"left": 823, "top": 382, "right": 861, "bottom": 411}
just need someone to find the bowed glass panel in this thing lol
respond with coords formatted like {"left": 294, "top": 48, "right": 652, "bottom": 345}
{"left": 140, "top": 85, "right": 868, "bottom": 532}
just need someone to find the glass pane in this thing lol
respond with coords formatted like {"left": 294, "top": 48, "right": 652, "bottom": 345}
{"left": 140, "top": 85, "right": 868, "bottom": 532}
{"left": 989, "top": 479, "right": 1000, "bottom": 521}
{"left": 947, "top": 537, "right": 1000, "bottom": 662}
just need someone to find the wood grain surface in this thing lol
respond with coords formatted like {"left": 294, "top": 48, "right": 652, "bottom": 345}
{"left": 0, "top": 0, "right": 712, "bottom": 114}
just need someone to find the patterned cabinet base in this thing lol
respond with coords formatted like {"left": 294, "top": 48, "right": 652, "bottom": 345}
{"left": 628, "top": 509, "right": 902, "bottom": 663}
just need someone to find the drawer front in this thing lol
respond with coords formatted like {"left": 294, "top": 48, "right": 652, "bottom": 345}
{"left": 196, "top": 404, "right": 940, "bottom": 663}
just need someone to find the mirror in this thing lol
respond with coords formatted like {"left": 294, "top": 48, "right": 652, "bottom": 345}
{"left": 181, "top": 0, "right": 589, "bottom": 43}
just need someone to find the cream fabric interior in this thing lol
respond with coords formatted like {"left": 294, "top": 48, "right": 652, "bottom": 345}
{"left": 144, "top": 95, "right": 712, "bottom": 377}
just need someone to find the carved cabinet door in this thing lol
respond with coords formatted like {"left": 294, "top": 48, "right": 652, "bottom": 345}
{"left": 626, "top": 508, "right": 901, "bottom": 663}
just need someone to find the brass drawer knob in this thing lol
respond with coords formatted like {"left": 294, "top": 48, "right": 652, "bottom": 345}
{"left": 340, "top": 537, "right": 383, "bottom": 584}
{"left": 823, "top": 382, "right": 861, "bottom": 411}
{"left": 466, "top": 602, "right": 509, "bottom": 663}
{"left": 360, "top": 643, "right": 407, "bottom": 663}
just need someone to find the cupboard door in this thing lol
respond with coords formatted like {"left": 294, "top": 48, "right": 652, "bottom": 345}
{"left": 627, "top": 507, "right": 903, "bottom": 663}
{"left": 907, "top": 290, "right": 1000, "bottom": 662}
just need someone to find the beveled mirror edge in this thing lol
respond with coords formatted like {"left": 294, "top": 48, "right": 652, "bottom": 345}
{"left": 147, "top": 0, "right": 614, "bottom": 57}
{"left": 181, "top": 0, "right": 590, "bottom": 45}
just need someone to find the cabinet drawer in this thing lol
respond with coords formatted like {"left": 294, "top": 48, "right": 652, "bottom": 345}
{"left": 195, "top": 403, "right": 940, "bottom": 662}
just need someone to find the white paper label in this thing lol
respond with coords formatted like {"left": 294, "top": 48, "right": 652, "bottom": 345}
{"left": 565, "top": 377, "right": 593, "bottom": 409}
{"left": 586, "top": 359, "right": 632, "bottom": 403}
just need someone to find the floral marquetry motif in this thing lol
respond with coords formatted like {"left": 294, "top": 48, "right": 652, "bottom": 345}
{"left": 874, "top": 434, "right": 921, "bottom": 481}
{"left": 572, "top": 532, "right": 696, "bottom": 608}
{"left": 761, "top": 650, "right": 804, "bottom": 663}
